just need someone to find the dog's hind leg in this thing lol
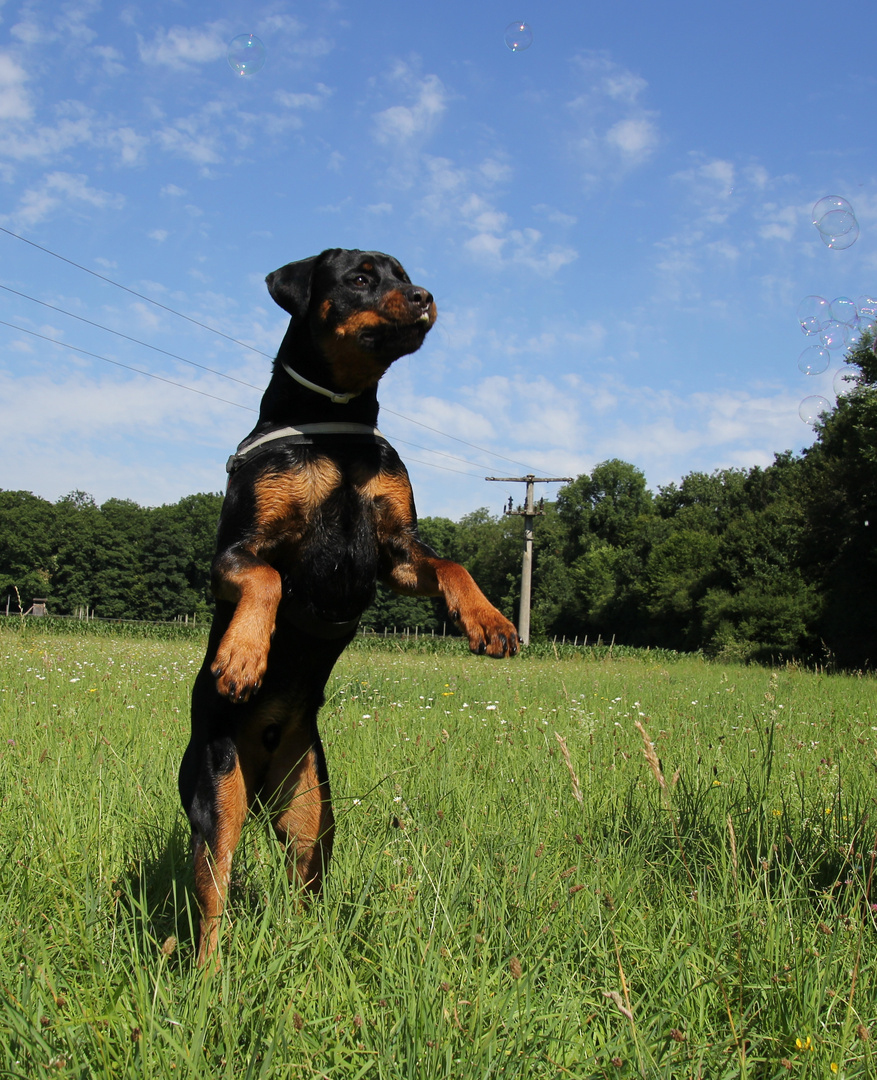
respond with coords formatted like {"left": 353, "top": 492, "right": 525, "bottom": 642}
{"left": 263, "top": 724, "right": 335, "bottom": 897}
{"left": 179, "top": 733, "right": 249, "bottom": 966}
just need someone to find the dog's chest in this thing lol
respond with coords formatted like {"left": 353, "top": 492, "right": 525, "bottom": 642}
{"left": 251, "top": 458, "right": 386, "bottom": 563}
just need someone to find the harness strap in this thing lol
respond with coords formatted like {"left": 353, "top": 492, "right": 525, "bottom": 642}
{"left": 226, "top": 422, "right": 387, "bottom": 474}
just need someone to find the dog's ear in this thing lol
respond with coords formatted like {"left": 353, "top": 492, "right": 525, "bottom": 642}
{"left": 265, "top": 255, "right": 322, "bottom": 321}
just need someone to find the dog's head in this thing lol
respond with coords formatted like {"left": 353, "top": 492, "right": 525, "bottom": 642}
{"left": 266, "top": 249, "right": 437, "bottom": 395}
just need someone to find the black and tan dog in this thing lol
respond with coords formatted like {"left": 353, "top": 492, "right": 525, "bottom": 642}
{"left": 179, "top": 248, "right": 518, "bottom": 963}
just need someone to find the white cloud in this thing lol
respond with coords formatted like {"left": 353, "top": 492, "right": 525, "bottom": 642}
{"left": 464, "top": 232, "right": 505, "bottom": 261}
{"left": 155, "top": 119, "right": 221, "bottom": 165}
{"left": 412, "top": 155, "right": 577, "bottom": 278}
{"left": 399, "top": 374, "right": 815, "bottom": 502}
{"left": 603, "top": 71, "right": 648, "bottom": 103}
{"left": 275, "top": 85, "right": 332, "bottom": 111}
{"left": 93, "top": 45, "right": 126, "bottom": 77}
{"left": 109, "top": 126, "right": 148, "bottom": 166}
{"left": 138, "top": 23, "right": 227, "bottom": 69}
{"left": 55, "top": 0, "right": 99, "bottom": 45}
{"left": 605, "top": 117, "right": 658, "bottom": 159}
{"left": 464, "top": 224, "right": 577, "bottom": 276}
{"left": 373, "top": 68, "right": 448, "bottom": 145}
{"left": 567, "top": 52, "right": 661, "bottom": 181}
{"left": 0, "top": 364, "right": 245, "bottom": 504}
{"left": 0, "top": 110, "right": 94, "bottom": 162}
{"left": 10, "top": 20, "right": 45, "bottom": 46}
{"left": 9, "top": 171, "right": 124, "bottom": 227}
{"left": 0, "top": 52, "right": 32, "bottom": 121}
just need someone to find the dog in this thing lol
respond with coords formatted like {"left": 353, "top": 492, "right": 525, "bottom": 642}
{"left": 179, "top": 248, "right": 519, "bottom": 964}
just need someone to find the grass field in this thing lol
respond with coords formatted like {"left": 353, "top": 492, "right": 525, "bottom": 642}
{"left": 1, "top": 623, "right": 876, "bottom": 1078}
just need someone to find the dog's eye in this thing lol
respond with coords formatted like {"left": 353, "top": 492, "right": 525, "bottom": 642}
{"left": 351, "top": 274, "right": 369, "bottom": 287}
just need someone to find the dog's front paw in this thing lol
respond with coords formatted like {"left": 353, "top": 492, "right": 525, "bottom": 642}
{"left": 454, "top": 606, "right": 519, "bottom": 659}
{"left": 211, "top": 633, "right": 269, "bottom": 703}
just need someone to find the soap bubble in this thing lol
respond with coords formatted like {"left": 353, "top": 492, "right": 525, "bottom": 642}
{"left": 504, "top": 21, "right": 533, "bottom": 51}
{"left": 820, "top": 215, "right": 860, "bottom": 250}
{"left": 797, "top": 295, "right": 830, "bottom": 335}
{"left": 797, "top": 345, "right": 830, "bottom": 375}
{"left": 843, "top": 320, "right": 866, "bottom": 349}
{"left": 812, "top": 195, "right": 854, "bottom": 226}
{"left": 228, "top": 34, "right": 266, "bottom": 76}
{"left": 812, "top": 195, "right": 859, "bottom": 249}
{"left": 833, "top": 367, "right": 855, "bottom": 397}
{"left": 799, "top": 395, "right": 830, "bottom": 425}
{"left": 829, "top": 296, "right": 857, "bottom": 326}
{"left": 856, "top": 296, "right": 877, "bottom": 333}
{"left": 819, "top": 320, "right": 845, "bottom": 350}
{"left": 857, "top": 295, "right": 877, "bottom": 321}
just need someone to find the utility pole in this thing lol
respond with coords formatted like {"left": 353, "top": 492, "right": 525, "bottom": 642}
{"left": 486, "top": 474, "right": 572, "bottom": 646}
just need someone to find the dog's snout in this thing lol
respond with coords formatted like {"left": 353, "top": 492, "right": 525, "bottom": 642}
{"left": 405, "top": 285, "right": 433, "bottom": 308}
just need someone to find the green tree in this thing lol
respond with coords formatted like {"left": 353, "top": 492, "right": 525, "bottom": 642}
{"left": 163, "top": 493, "right": 224, "bottom": 616}
{"left": 140, "top": 505, "right": 200, "bottom": 620}
{"left": 0, "top": 490, "right": 56, "bottom": 611}
{"left": 554, "top": 461, "right": 654, "bottom": 640}
{"left": 51, "top": 491, "right": 102, "bottom": 615}
{"left": 91, "top": 498, "right": 148, "bottom": 618}
{"left": 644, "top": 527, "right": 721, "bottom": 650}
{"left": 558, "top": 459, "right": 653, "bottom": 550}
{"left": 798, "top": 335, "right": 877, "bottom": 666}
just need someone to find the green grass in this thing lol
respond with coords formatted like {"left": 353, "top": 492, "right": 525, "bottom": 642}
{"left": 1, "top": 625, "right": 876, "bottom": 1078}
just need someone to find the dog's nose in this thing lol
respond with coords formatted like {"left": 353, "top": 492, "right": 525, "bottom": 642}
{"left": 405, "top": 286, "right": 433, "bottom": 308}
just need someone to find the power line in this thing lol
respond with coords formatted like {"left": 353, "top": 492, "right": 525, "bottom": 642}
{"left": 0, "top": 283, "right": 264, "bottom": 391}
{"left": 0, "top": 225, "right": 547, "bottom": 475}
{"left": 0, "top": 283, "right": 502, "bottom": 470}
{"left": 380, "top": 406, "right": 536, "bottom": 471}
{"left": 381, "top": 433, "right": 494, "bottom": 471}
{"left": 396, "top": 454, "right": 483, "bottom": 478}
{"left": 0, "top": 319, "right": 487, "bottom": 474}
{"left": 0, "top": 225, "right": 275, "bottom": 358}
{"left": 0, "top": 320, "right": 257, "bottom": 412}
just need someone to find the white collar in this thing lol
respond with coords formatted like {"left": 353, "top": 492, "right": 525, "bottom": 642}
{"left": 281, "top": 359, "right": 359, "bottom": 405}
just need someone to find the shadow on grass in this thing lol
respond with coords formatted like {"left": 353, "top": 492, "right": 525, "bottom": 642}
{"left": 117, "top": 814, "right": 198, "bottom": 962}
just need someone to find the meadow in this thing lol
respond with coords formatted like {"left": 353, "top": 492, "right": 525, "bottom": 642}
{"left": 0, "top": 622, "right": 875, "bottom": 1078}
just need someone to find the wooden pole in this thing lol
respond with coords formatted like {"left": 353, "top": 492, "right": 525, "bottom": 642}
{"left": 485, "top": 474, "right": 572, "bottom": 647}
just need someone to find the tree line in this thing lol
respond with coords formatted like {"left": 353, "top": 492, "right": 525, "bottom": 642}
{"left": 3, "top": 338, "right": 876, "bottom": 668}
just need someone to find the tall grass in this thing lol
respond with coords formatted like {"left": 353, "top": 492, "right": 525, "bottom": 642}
{"left": 1, "top": 625, "right": 875, "bottom": 1077}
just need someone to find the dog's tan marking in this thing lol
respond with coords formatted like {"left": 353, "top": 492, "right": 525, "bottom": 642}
{"left": 379, "top": 288, "right": 435, "bottom": 323}
{"left": 255, "top": 461, "right": 342, "bottom": 531}
{"left": 211, "top": 562, "right": 282, "bottom": 701}
{"left": 194, "top": 764, "right": 248, "bottom": 966}
{"left": 358, "top": 470, "right": 518, "bottom": 658}
{"left": 320, "top": 338, "right": 394, "bottom": 394}
{"left": 265, "top": 732, "right": 334, "bottom": 895}
{"left": 334, "top": 310, "right": 386, "bottom": 336}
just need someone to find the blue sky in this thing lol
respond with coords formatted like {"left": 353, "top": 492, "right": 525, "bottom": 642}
{"left": 1, "top": 0, "right": 875, "bottom": 519}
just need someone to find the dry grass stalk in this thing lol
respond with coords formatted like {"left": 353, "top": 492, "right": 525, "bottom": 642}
{"left": 634, "top": 720, "right": 667, "bottom": 793}
{"left": 727, "top": 814, "right": 739, "bottom": 889}
{"left": 554, "top": 732, "right": 583, "bottom": 805}
{"left": 602, "top": 989, "right": 633, "bottom": 1021}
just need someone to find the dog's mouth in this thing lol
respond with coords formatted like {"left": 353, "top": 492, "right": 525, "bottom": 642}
{"left": 317, "top": 299, "right": 436, "bottom": 395}
{"left": 372, "top": 287, "right": 437, "bottom": 337}
{"left": 332, "top": 293, "right": 437, "bottom": 351}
